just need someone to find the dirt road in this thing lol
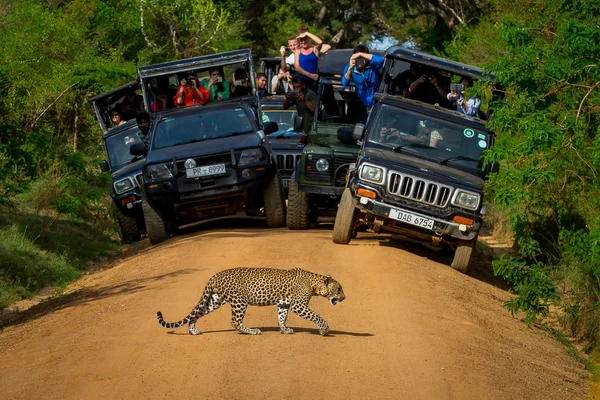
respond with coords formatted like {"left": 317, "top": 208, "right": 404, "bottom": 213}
{"left": 0, "top": 218, "right": 590, "bottom": 399}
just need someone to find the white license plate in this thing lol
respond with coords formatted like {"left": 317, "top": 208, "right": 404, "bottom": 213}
{"left": 282, "top": 179, "right": 290, "bottom": 188}
{"left": 186, "top": 163, "right": 226, "bottom": 178}
{"left": 388, "top": 208, "right": 435, "bottom": 230}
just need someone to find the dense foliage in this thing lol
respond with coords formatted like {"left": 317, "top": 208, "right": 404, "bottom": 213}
{"left": 444, "top": 0, "right": 600, "bottom": 354}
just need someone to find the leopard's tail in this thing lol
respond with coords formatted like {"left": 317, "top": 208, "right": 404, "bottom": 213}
{"left": 156, "top": 280, "right": 214, "bottom": 329}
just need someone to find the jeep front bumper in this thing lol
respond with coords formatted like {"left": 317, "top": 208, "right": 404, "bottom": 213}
{"left": 350, "top": 185, "right": 480, "bottom": 241}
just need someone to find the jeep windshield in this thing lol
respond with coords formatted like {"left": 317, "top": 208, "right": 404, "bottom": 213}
{"left": 105, "top": 126, "right": 146, "bottom": 170}
{"left": 316, "top": 84, "right": 368, "bottom": 127}
{"left": 367, "top": 104, "right": 492, "bottom": 171}
{"left": 152, "top": 108, "right": 254, "bottom": 149}
{"left": 263, "top": 110, "right": 297, "bottom": 134}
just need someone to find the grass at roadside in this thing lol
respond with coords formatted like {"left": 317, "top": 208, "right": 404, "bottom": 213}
{"left": 0, "top": 208, "right": 119, "bottom": 310}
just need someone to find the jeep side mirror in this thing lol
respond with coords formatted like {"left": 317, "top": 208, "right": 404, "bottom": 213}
{"left": 263, "top": 121, "right": 279, "bottom": 135}
{"left": 130, "top": 143, "right": 147, "bottom": 156}
{"left": 490, "top": 161, "right": 500, "bottom": 173}
{"left": 352, "top": 123, "right": 366, "bottom": 141}
{"left": 293, "top": 115, "right": 304, "bottom": 132}
{"left": 99, "top": 160, "right": 110, "bottom": 173}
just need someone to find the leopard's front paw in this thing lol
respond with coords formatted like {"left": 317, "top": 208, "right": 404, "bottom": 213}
{"left": 280, "top": 327, "right": 294, "bottom": 335}
{"left": 248, "top": 328, "right": 262, "bottom": 335}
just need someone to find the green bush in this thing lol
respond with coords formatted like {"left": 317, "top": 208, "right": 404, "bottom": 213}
{"left": 0, "top": 225, "right": 80, "bottom": 309}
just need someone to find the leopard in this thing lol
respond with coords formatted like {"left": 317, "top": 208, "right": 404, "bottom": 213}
{"left": 156, "top": 267, "right": 346, "bottom": 336}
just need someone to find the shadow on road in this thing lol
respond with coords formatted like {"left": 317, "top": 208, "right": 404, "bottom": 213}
{"left": 0, "top": 269, "right": 198, "bottom": 329}
{"left": 165, "top": 326, "right": 374, "bottom": 337}
{"left": 375, "top": 235, "right": 510, "bottom": 291}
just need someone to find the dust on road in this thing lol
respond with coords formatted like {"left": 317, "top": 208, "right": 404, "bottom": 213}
{"left": 0, "top": 219, "right": 590, "bottom": 399}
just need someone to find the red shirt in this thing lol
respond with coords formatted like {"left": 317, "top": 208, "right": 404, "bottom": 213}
{"left": 174, "top": 85, "right": 209, "bottom": 107}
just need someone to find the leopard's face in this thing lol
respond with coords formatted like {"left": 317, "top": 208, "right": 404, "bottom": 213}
{"left": 325, "top": 279, "right": 346, "bottom": 306}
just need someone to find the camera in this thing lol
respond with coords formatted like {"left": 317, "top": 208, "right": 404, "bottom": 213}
{"left": 355, "top": 57, "right": 366, "bottom": 68}
{"left": 450, "top": 83, "right": 465, "bottom": 92}
{"left": 233, "top": 80, "right": 244, "bottom": 86}
{"left": 288, "top": 91, "right": 299, "bottom": 100}
{"left": 185, "top": 77, "right": 193, "bottom": 85}
{"left": 422, "top": 74, "right": 432, "bottom": 82}
{"left": 214, "top": 76, "right": 223, "bottom": 83}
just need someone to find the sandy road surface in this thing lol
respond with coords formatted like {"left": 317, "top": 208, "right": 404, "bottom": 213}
{"left": 0, "top": 218, "right": 590, "bottom": 400}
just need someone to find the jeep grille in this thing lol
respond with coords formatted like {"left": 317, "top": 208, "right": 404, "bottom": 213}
{"left": 275, "top": 153, "right": 301, "bottom": 172}
{"left": 333, "top": 153, "right": 356, "bottom": 187}
{"left": 135, "top": 174, "right": 143, "bottom": 186}
{"left": 387, "top": 172, "right": 452, "bottom": 208}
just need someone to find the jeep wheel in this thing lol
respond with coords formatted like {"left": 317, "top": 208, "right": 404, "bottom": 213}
{"left": 451, "top": 236, "right": 478, "bottom": 273}
{"left": 287, "top": 171, "right": 310, "bottom": 230}
{"left": 263, "top": 172, "right": 286, "bottom": 228}
{"left": 115, "top": 206, "right": 143, "bottom": 243}
{"left": 332, "top": 188, "right": 357, "bottom": 244}
{"left": 142, "top": 200, "right": 170, "bottom": 245}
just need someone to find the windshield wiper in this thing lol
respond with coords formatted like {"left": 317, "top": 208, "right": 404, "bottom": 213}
{"left": 438, "top": 155, "right": 480, "bottom": 165}
{"left": 391, "top": 142, "right": 435, "bottom": 152}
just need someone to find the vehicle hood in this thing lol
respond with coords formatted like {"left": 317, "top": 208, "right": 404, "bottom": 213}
{"left": 112, "top": 158, "right": 145, "bottom": 179}
{"left": 267, "top": 135, "right": 305, "bottom": 151}
{"left": 148, "top": 133, "right": 262, "bottom": 164}
{"left": 362, "top": 148, "right": 484, "bottom": 190}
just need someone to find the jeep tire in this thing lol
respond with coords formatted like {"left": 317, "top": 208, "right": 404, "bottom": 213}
{"left": 263, "top": 172, "right": 286, "bottom": 228}
{"left": 287, "top": 170, "right": 310, "bottom": 230}
{"left": 451, "top": 236, "right": 478, "bottom": 273}
{"left": 332, "top": 188, "right": 357, "bottom": 244}
{"left": 115, "top": 206, "right": 143, "bottom": 243}
{"left": 142, "top": 200, "right": 170, "bottom": 245}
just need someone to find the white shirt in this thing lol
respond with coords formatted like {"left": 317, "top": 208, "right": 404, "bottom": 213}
{"left": 271, "top": 75, "right": 289, "bottom": 93}
{"left": 285, "top": 53, "right": 295, "bottom": 66}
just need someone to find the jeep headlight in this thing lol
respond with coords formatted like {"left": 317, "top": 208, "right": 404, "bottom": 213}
{"left": 147, "top": 163, "right": 173, "bottom": 180}
{"left": 452, "top": 190, "right": 480, "bottom": 210}
{"left": 239, "top": 148, "right": 265, "bottom": 166}
{"left": 114, "top": 177, "right": 135, "bottom": 194}
{"left": 360, "top": 164, "right": 384, "bottom": 183}
{"left": 315, "top": 158, "right": 330, "bottom": 172}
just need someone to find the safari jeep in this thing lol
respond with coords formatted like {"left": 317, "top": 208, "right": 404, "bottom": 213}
{"left": 130, "top": 49, "right": 286, "bottom": 245}
{"left": 332, "top": 48, "right": 501, "bottom": 273}
{"left": 286, "top": 49, "right": 384, "bottom": 229}
{"left": 333, "top": 96, "right": 498, "bottom": 273}
{"left": 90, "top": 80, "right": 147, "bottom": 243}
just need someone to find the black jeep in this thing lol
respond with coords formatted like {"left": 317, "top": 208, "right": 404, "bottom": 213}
{"left": 332, "top": 48, "right": 501, "bottom": 273}
{"left": 261, "top": 95, "right": 305, "bottom": 193}
{"left": 90, "top": 81, "right": 147, "bottom": 242}
{"left": 286, "top": 49, "right": 384, "bottom": 229}
{"left": 130, "top": 49, "right": 286, "bottom": 245}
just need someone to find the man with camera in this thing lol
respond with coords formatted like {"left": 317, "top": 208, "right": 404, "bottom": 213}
{"left": 283, "top": 74, "right": 316, "bottom": 134}
{"left": 173, "top": 74, "right": 209, "bottom": 107}
{"left": 341, "top": 45, "right": 384, "bottom": 109}
{"left": 230, "top": 68, "right": 251, "bottom": 98}
{"left": 447, "top": 76, "right": 481, "bottom": 116}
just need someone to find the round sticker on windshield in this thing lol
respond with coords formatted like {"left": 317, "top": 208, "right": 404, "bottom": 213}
{"left": 464, "top": 128, "right": 475, "bottom": 138}
{"left": 478, "top": 140, "right": 487, "bottom": 148}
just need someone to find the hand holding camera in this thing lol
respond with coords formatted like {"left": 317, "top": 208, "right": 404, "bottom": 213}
{"left": 280, "top": 46, "right": 286, "bottom": 57}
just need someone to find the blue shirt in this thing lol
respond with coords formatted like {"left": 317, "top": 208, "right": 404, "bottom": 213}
{"left": 341, "top": 55, "right": 384, "bottom": 108}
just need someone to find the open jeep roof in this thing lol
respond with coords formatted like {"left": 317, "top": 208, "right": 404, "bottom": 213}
{"left": 138, "top": 49, "right": 254, "bottom": 79}
{"left": 384, "top": 46, "right": 495, "bottom": 80}
{"left": 88, "top": 81, "right": 138, "bottom": 103}
{"left": 318, "top": 48, "right": 385, "bottom": 77}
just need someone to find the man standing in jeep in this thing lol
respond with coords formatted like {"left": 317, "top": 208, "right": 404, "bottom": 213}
{"left": 341, "top": 45, "right": 384, "bottom": 109}
{"left": 282, "top": 74, "right": 316, "bottom": 134}
{"left": 135, "top": 112, "right": 151, "bottom": 144}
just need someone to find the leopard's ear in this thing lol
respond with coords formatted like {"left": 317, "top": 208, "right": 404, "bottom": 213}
{"left": 323, "top": 274, "right": 332, "bottom": 285}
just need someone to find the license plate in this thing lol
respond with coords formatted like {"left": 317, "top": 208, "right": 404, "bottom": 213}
{"left": 388, "top": 208, "right": 435, "bottom": 230}
{"left": 282, "top": 179, "right": 290, "bottom": 188}
{"left": 186, "top": 163, "right": 226, "bottom": 178}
